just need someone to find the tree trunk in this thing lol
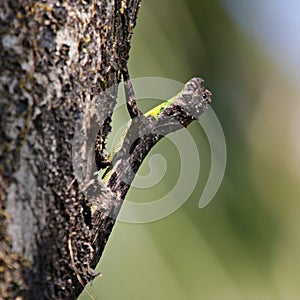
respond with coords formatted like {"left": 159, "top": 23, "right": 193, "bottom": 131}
{"left": 0, "top": 0, "right": 141, "bottom": 299}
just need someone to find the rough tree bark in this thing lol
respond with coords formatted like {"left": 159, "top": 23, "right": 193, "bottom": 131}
{"left": 0, "top": 0, "right": 141, "bottom": 299}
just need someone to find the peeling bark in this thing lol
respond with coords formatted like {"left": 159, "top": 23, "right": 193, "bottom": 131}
{"left": 0, "top": 0, "right": 141, "bottom": 299}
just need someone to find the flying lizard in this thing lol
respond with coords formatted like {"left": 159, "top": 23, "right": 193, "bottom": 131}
{"left": 90, "top": 73, "right": 212, "bottom": 268}
{"left": 94, "top": 73, "right": 212, "bottom": 191}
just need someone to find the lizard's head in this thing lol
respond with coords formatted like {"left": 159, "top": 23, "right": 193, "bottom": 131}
{"left": 183, "top": 77, "right": 212, "bottom": 103}
{"left": 179, "top": 77, "right": 212, "bottom": 119}
{"left": 156, "top": 77, "right": 212, "bottom": 127}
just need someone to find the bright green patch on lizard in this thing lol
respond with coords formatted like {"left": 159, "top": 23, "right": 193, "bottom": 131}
{"left": 144, "top": 97, "right": 175, "bottom": 119}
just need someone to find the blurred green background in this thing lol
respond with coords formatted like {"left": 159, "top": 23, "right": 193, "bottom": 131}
{"left": 80, "top": 0, "right": 300, "bottom": 299}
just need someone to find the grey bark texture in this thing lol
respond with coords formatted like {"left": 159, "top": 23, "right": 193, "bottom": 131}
{"left": 0, "top": 0, "right": 141, "bottom": 299}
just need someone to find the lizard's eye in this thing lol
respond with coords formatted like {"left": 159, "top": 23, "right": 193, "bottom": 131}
{"left": 201, "top": 90, "right": 211, "bottom": 104}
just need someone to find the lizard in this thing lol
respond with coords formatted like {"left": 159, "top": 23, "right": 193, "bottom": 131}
{"left": 94, "top": 73, "right": 212, "bottom": 188}
{"left": 90, "top": 74, "right": 212, "bottom": 265}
